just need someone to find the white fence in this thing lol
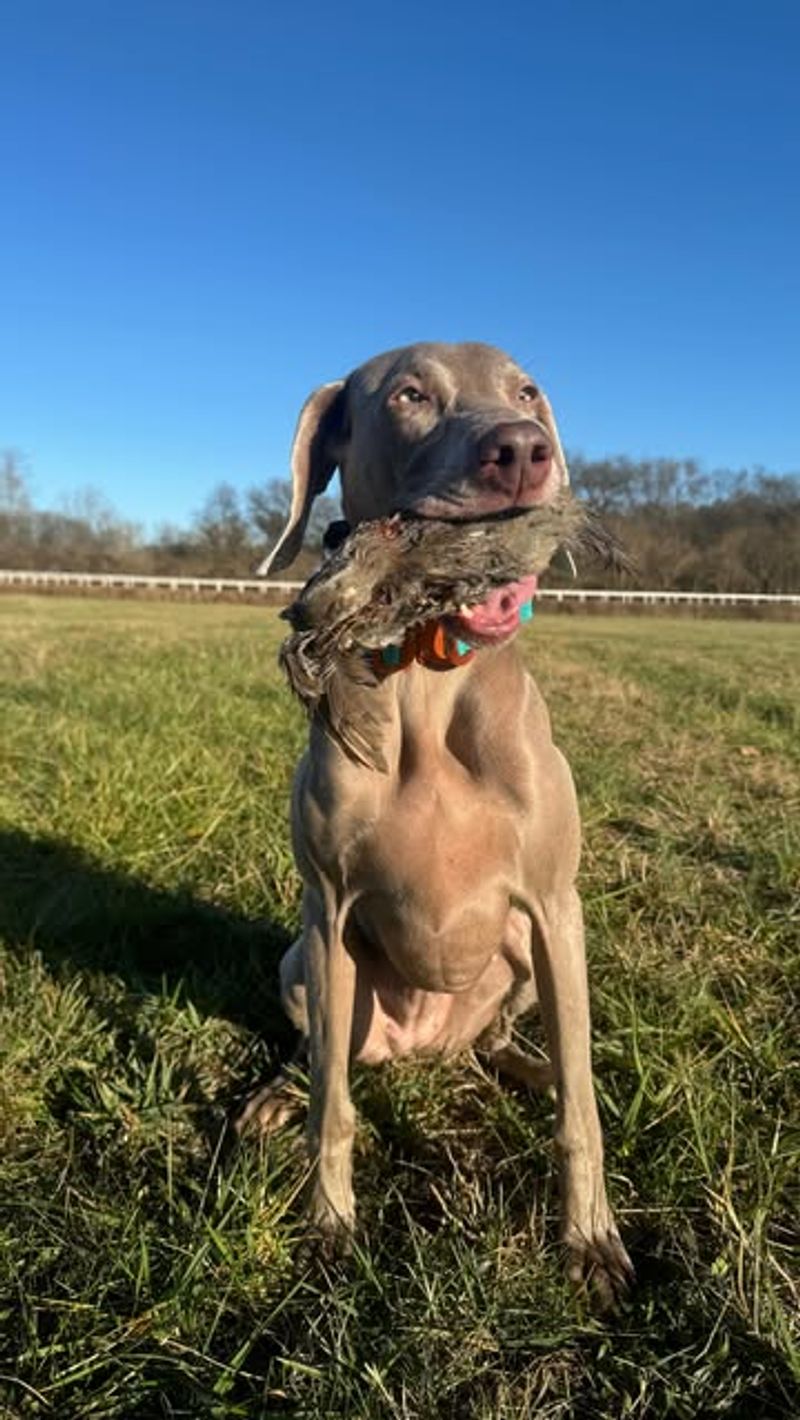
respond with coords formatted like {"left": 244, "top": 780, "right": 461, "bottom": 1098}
{"left": 0, "top": 569, "right": 300, "bottom": 595}
{"left": 1, "top": 567, "right": 798, "bottom": 608}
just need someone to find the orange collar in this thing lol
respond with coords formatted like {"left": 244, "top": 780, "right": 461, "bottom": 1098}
{"left": 369, "top": 621, "right": 476, "bottom": 679}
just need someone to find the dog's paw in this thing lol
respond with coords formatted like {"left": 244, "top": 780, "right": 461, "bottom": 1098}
{"left": 308, "top": 1184, "right": 356, "bottom": 1259}
{"left": 563, "top": 1217, "right": 634, "bottom": 1310}
{"left": 233, "top": 1073, "right": 305, "bottom": 1136}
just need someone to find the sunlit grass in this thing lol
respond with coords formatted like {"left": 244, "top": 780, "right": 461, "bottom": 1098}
{"left": 0, "top": 596, "right": 798, "bottom": 1417}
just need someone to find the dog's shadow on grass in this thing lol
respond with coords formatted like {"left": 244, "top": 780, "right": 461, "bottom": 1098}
{"left": 0, "top": 826, "right": 294, "bottom": 1055}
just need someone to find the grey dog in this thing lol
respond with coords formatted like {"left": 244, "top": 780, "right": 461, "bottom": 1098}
{"left": 239, "top": 342, "right": 633, "bottom": 1302}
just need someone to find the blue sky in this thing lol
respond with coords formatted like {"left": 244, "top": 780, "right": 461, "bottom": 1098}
{"left": 2, "top": 0, "right": 798, "bottom": 531}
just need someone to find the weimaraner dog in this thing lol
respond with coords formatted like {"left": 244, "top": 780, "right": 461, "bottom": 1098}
{"left": 241, "top": 342, "right": 633, "bottom": 1301}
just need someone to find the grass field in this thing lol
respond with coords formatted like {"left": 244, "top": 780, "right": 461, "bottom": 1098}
{"left": 0, "top": 596, "right": 798, "bottom": 1419}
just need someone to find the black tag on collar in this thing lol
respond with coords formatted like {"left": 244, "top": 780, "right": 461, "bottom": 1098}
{"left": 322, "top": 519, "right": 351, "bottom": 555}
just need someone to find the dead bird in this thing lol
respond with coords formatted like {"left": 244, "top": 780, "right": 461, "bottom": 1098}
{"left": 279, "top": 490, "right": 627, "bottom": 745}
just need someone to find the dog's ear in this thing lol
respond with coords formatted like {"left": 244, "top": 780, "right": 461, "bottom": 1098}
{"left": 259, "top": 380, "right": 347, "bottom": 574}
{"left": 536, "top": 391, "right": 570, "bottom": 488}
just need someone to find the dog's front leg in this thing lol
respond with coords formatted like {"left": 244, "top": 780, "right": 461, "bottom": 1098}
{"left": 303, "top": 883, "right": 357, "bottom": 1245}
{"left": 530, "top": 888, "right": 633, "bottom": 1304}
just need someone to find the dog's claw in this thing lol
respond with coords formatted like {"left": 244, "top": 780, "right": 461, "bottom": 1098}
{"left": 315, "top": 1221, "right": 355, "bottom": 1262}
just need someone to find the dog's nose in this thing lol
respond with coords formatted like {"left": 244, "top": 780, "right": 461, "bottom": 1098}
{"left": 477, "top": 423, "right": 552, "bottom": 500}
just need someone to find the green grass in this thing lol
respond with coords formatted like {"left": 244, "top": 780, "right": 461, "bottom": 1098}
{"left": 0, "top": 596, "right": 798, "bottom": 1419}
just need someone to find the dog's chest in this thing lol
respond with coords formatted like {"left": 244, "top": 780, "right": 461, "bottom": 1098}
{"left": 347, "top": 743, "right": 527, "bottom": 992}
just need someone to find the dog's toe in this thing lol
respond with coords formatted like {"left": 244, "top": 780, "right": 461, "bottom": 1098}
{"left": 309, "top": 1186, "right": 356, "bottom": 1258}
{"left": 564, "top": 1221, "right": 634, "bottom": 1310}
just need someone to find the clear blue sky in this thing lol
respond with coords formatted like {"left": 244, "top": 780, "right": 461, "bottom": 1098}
{"left": 2, "top": 0, "right": 798, "bottom": 531}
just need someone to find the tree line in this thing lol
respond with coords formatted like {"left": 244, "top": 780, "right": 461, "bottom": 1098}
{"left": 1, "top": 448, "right": 798, "bottom": 593}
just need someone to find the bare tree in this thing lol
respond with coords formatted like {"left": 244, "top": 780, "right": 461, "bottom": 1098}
{"left": 0, "top": 449, "right": 32, "bottom": 513}
{"left": 248, "top": 478, "right": 341, "bottom": 558}
{"left": 193, "top": 482, "right": 254, "bottom": 575}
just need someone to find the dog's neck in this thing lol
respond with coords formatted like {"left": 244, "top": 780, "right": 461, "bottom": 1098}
{"left": 320, "top": 640, "right": 523, "bottom": 777}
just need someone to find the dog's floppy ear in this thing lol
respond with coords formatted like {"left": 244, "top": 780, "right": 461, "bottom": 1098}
{"left": 536, "top": 391, "right": 570, "bottom": 488}
{"left": 258, "top": 380, "right": 346, "bottom": 575}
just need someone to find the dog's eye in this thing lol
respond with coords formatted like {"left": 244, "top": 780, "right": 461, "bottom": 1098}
{"left": 394, "top": 386, "right": 428, "bottom": 405}
{"left": 518, "top": 384, "right": 539, "bottom": 403}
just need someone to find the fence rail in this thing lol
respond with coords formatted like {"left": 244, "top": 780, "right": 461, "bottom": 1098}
{"left": 0, "top": 569, "right": 301, "bottom": 595}
{"left": 2, "top": 567, "right": 799, "bottom": 606}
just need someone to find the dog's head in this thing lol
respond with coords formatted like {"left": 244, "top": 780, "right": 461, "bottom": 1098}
{"left": 262, "top": 341, "right": 569, "bottom": 575}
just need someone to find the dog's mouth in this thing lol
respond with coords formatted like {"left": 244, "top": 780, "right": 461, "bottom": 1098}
{"left": 443, "top": 574, "right": 538, "bottom": 646}
{"left": 323, "top": 508, "right": 541, "bottom": 646}
{"left": 392, "top": 505, "right": 540, "bottom": 646}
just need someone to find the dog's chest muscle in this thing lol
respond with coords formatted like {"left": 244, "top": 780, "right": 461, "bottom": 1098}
{"left": 348, "top": 708, "right": 529, "bottom": 992}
